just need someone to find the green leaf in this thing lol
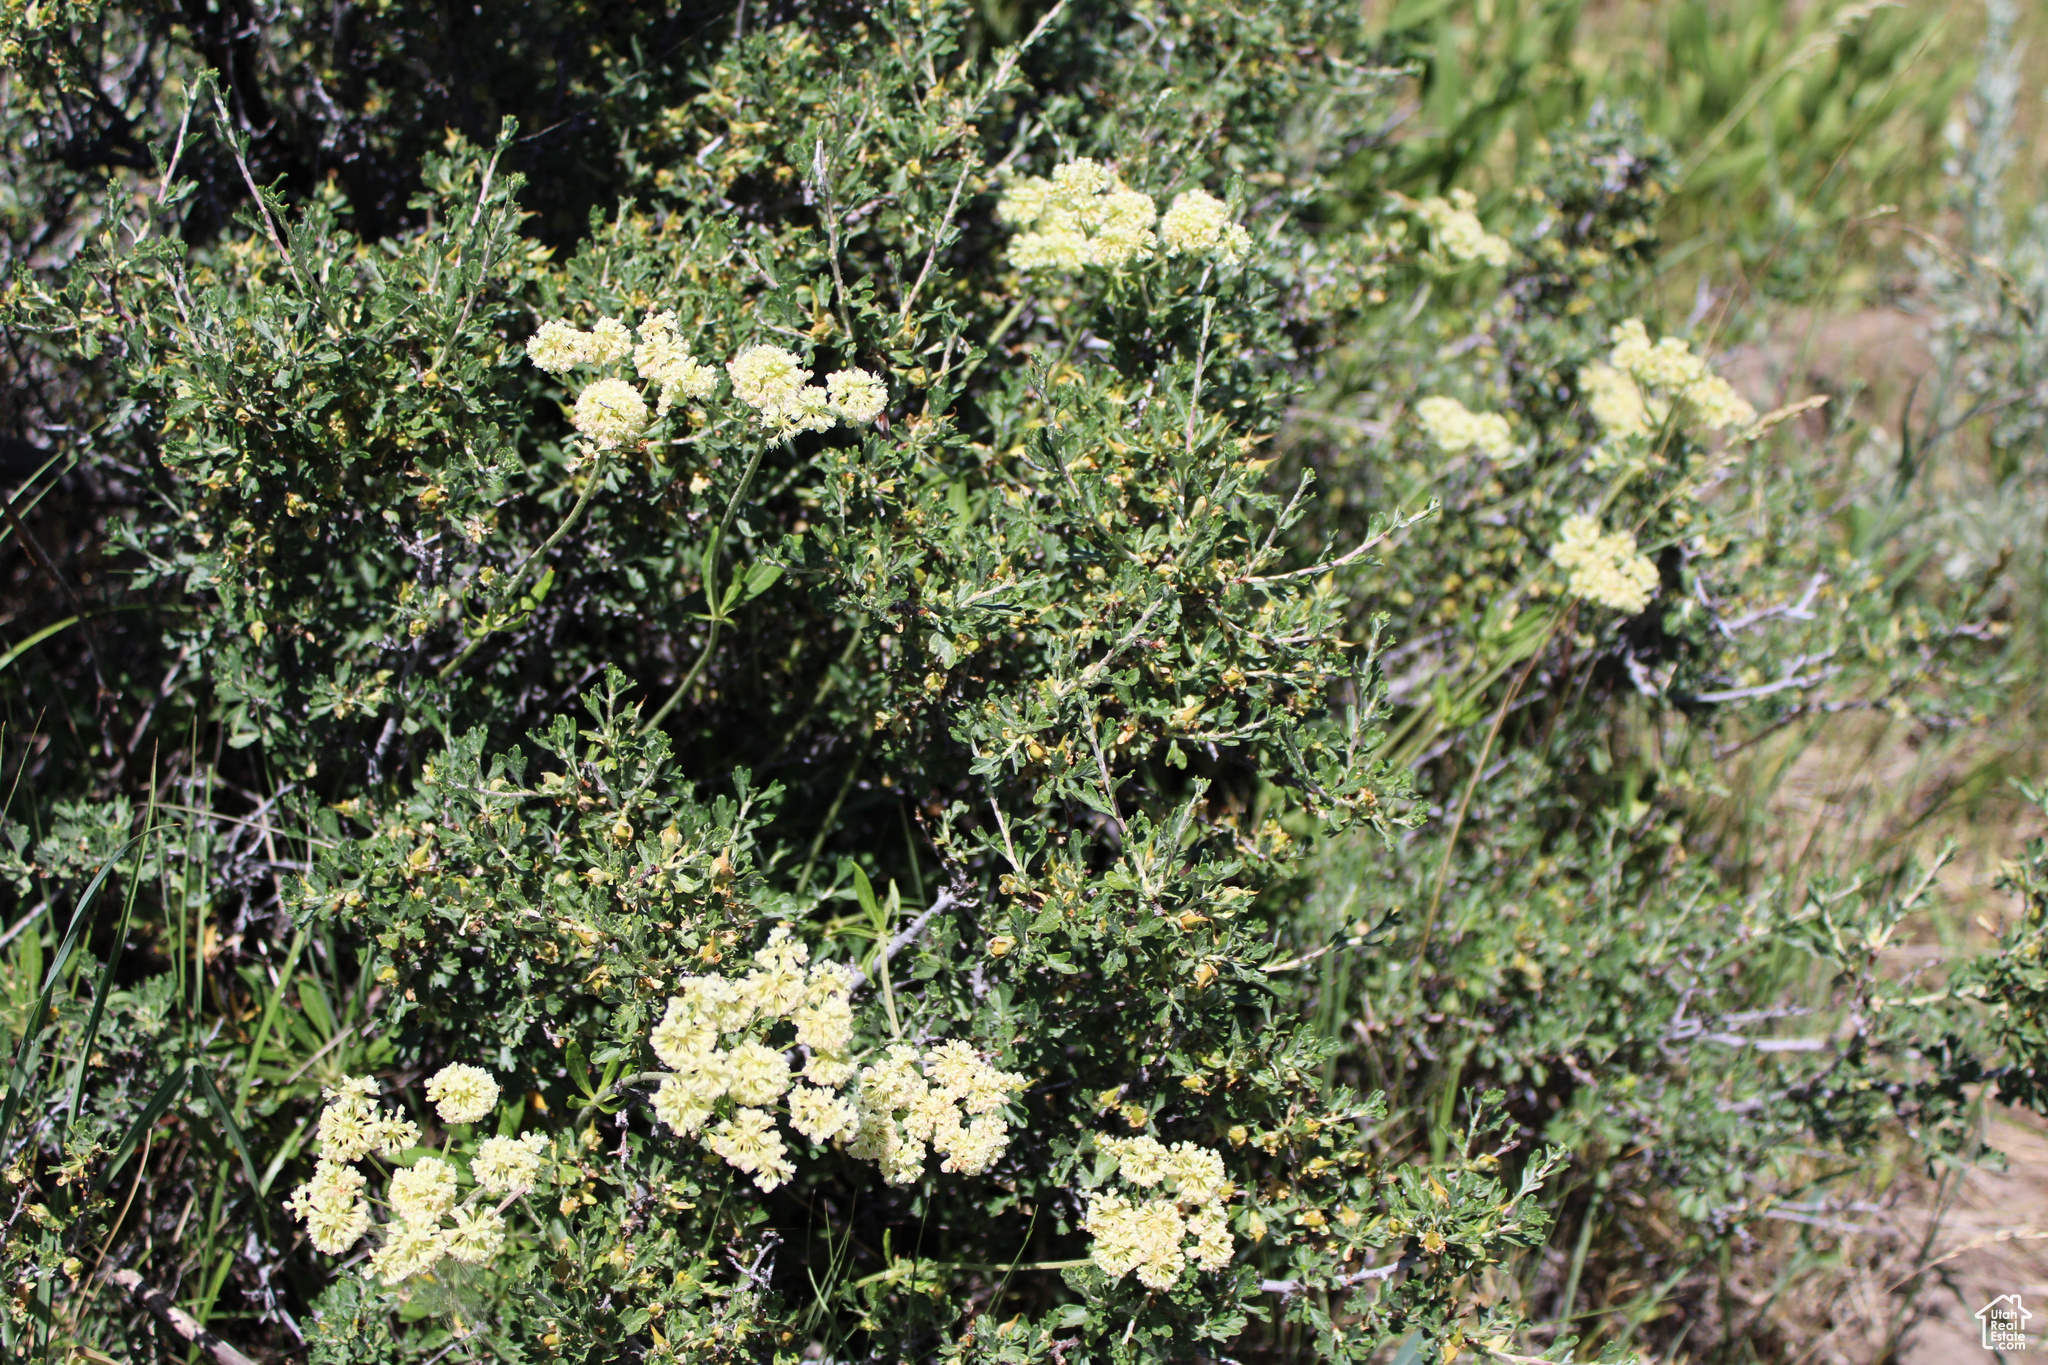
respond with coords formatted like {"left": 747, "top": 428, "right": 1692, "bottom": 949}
{"left": 517, "top": 566, "right": 556, "bottom": 613}
{"left": 852, "top": 864, "right": 881, "bottom": 925}
{"left": 566, "top": 1038, "right": 594, "bottom": 1098}
{"left": 741, "top": 560, "right": 783, "bottom": 602}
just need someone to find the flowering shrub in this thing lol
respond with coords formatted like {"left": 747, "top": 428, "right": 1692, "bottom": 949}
{"left": 1, "top": 0, "right": 2043, "bottom": 1363}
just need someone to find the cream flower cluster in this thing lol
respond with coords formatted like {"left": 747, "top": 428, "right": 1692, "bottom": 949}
{"left": 1415, "top": 395, "right": 1513, "bottom": 460}
{"left": 283, "top": 1149, "right": 372, "bottom": 1256}
{"left": 284, "top": 1068, "right": 545, "bottom": 1285}
{"left": 528, "top": 312, "right": 714, "bottom": 447}
{"left": 1158, "top": 189, "right": 1252, "bottom": 266}
{"left": 471, "top": 1131, "right": 549, "bottom": 1193}
{"left": 842, "top": 1040, "right": 1029, "bottom": 1186}
{"left": 1580, "top": 362, "right": 1653, "bottom": 441}
{"left": 1583, "top": 318, "right": 1756, "bottom": 441}
{"left": 632, "top": 311, "right": 723, "bottom": 416}
{"left": 1416, "top": 190, "right": 1512, "bottom": 268}
{"left": 726, "top": 345, "right": 888, "bottom": 437}
{"left": 997, "top": 159, "right": 1159, "bottom": 271}
{"left": 1082, "top": 1136, "right": 1236, "bottom": 1291}
{"left": 997, "top": 163, "right": 1255, "bottom": 272}
{"left": 648, "top": 926, "right": 857, "bottom": 1191}
{"left": 526, "top": 314, "right": 887, "bottom": 446}
{"left": 1551, "top": 513, "right": 1660, "bottom": 615}
{"left": 309, "top": 1075, "right": 420, "bottom": 1166}
{"left": 646, "top": 927, "right": 1026, "bottom": 1191}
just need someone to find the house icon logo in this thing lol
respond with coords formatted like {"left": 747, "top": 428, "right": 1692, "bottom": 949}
{"left": 1979, "top": 1294, "right": 2033, "bottom": 1351}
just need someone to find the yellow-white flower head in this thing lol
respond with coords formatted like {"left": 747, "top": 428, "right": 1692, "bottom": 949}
{"left": 387, "top": 1156, "right": 459, "bottom": 1225}
{"left": 804, "top": 1049, "right": 858, "bottom": 1089}
{"left": 368, "top": 1113, "right": 420, "bottom": 1159}
{"left": 651, "top": 1073, "right": 714, "bottom": 1136}
{"left": 1416, "top": 190, "right": 1511, "bottom": 268}
{"left": 632, "top": 310, "right": 691, "bottom": 379}
{"left": 677, "top": 972, "right": 758, "bottom": 1034}
{"left": 527, "top": 320, "right": 594, "bottom": 374}
{"left": 651, "top": 995, "right": 718, "bottom": 1071}
{"left": 1084, "top": 1191, "right": 1188, "bottom": 1291}
{"left": 825, "top": 369, "right": 888, "bottom": 425}
{"left": 588, "top": 317, "right": 633, "bottom": 365}
{"left": 424, "top": 1063, "right": 499, "bottom": 1126}
{"left": 1088, "top": 187, "right": 1161, "bottom": 269}
{"left": 644, "top": 925, "right": 1012, "bottom": 1190}
{"left": 1007, "top": 224, "right": 1092, "bottom": 272}
{"left": 842, "top": 1041, "right": 1027, "bottom": 1185}
{"left": 443, "top": 1206, "right": 508, "bottom": 1265}
{"left": 1083, "top": 1134, "right": 1235, "bottom": 1289}
{"left": 634, "top": 311, "right": 721, "bottom": 414}
{"left": 368, "top": 1218, "right": 446, "bottom": 1285}
{"left": 1594, "top": 318, "right": 1756, "bottom": 434}
{"left": 753, "top": 924, "right": 809, "bottom": 973}
{"left": 1159, "top": 189, "right": 1252, "bottom": 266}
{"left": 1683, "top": 373, "right": 1755, "bottom": 431}
{"left": 1186, "top": 1204, "right": 1234, "bottom": 1271}
{"left": 1415, "top": 395, "right": 1513, "bottom": 460}
{"left": 471, "top": 1132, "right": 549, "bottom": 1194}
{"left": 724, "top": 1039, "right": 793, "bottom": 1108}
{"left": 793, "top": 988, "right": 854, "bottom": 1056}
{"left": 284, "top": 1159, "right": 372, "bottom": 1254}
{"left": 1551, "top": 514, "right": 1659, "bottom": 614}
{"left": 788, "top": 1084, "right": 860, "bottom": 1144}
{"left": 314, "top": 1078, "right": 419, "bottom": 1161}
{"left": 780, "top": 385, "right": 839, "bottom": 436}
{"left": 1164, "top": 1142, "right": 1231, "bottom": 1206}
{"left": 315, "top": 1088, "right": 378, "bottom": 1163}
{"left": 571, "top": 378, "right": 649, "bottom": 448}
{"left": 707, "top": 1107, "right": 795, "bottom": 1192}
{"left": 1103, "top": 1134, "right": 1171, "bottom": 1186}
{"left": 1581, "top": 362, "right": 1654, "bottom": 440}
{"left": 727, "top": 345, "right": 811, "bottom": 415}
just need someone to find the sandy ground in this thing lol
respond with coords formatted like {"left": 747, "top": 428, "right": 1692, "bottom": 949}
{"left": 1898, "top": 1109, "right": 2048, "bottom": 1363}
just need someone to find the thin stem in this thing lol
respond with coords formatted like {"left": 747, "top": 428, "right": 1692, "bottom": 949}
{"left": 812, "top": 137, "right": 860, "bottom": 345}
{"left": 642, "top": 439, "right": 773, "bottom": 732}
{"left": 1416, "top": 625, "right": 1553, "bottom": 959}
{"left": 850, "top": 1257, "right": 1089, "bottom": 1288}
{"left": 440, "top": 453, "right": 610, "bottom": 681}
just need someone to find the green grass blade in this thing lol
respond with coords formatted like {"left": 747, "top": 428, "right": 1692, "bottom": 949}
{"left": 0, "top": 833, "right": 141, "bottom": 1154}
{"left": 194, "top": 1066, "right": 274, "bottom": 1242}
{"left": 235, "top": 923, "right": 308, "bottom": 1119}
{"left": 66, "top": 821, "right": 156, "bottom": 1133}
{"left": 92, "top": 1064, "right": 188, "bottom": 1194}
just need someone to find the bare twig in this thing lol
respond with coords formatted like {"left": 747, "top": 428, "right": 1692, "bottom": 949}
{"left": 1246, "top": 503, "right": 1438, "bottom": 583}
{"left": 1260, "top": 1258, "right": 1403, "bottom": 1298}
{"left": 107, "top": 1269, "right": 258, "bottom": 1365}
{"left": 1688, "top": 654, "right": 1841, "bottom": 704}
{"left": 846, "top": 887, "right": 963, "bottom": 989}
{"left": 208, "top": 91, "right": 309, "bottom": 296}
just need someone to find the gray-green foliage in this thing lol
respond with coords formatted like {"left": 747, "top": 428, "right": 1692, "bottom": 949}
{"left": 3, "top": 0, "right": 2047, "bottom": 1362}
